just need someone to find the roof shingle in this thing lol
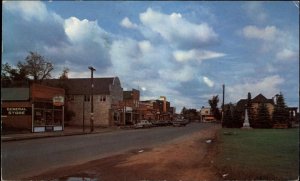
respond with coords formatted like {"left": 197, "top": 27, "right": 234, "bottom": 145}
{"left": 44, "top": 77, "right": 119, "bottom": 95}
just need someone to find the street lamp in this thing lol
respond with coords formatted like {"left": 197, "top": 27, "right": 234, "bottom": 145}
{"left": 88, "top": 66, "right": 96, "bottom": 132}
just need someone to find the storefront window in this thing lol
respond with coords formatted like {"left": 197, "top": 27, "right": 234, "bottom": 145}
{"left": 54, "top": 110, "right": 62, "bottom": 125}
{"left": 33, "top": 101, "right": 63, "bottom": 131}
{"left": 34, "top": 109, "right": 45, "bottom": 126}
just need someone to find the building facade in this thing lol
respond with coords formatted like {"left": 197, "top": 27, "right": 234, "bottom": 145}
{"left": 200, "top": 106, "right": 215, "bottom": 122}
{"left": 236, "top": 94, "right": 275, "bottom": 119}
{"left": 45, "top": 77, "right": 123, "bottom": 127}
{"left": 2, "top": 82, "right": 65, "bottom": 132}
{"left": 121, "top": 89, "right": 140, "bottom": 125}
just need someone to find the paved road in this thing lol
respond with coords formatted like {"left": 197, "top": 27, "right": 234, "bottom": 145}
{"left": 2, "top": 123, "right": 215, "bottom": 179}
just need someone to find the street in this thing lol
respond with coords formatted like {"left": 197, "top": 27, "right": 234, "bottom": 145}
{"left": 2, "top": 122, "right": 214, "bottom": 180}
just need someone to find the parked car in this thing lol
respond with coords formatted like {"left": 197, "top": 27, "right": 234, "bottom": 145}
{"left": 172, "top": 118, "right": 189, "bottom": 127}
{"left": 135, "top": 120, "right": 153, "bottom": 128}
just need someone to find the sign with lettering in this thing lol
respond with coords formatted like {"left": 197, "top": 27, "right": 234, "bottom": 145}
{"left": 2, "top": 107, "right": 32, "bottom": 116}
{"left": 53, "top": 96, "right": 64, "bottom": 106}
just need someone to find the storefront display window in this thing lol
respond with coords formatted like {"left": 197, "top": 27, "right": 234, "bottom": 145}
{"left": 34, "top": 109, "right": 45, "bottom": 126}
{"left": 33, "top": 101, "right": 63, "bottom": 132}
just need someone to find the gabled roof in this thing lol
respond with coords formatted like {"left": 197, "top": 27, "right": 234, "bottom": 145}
{"left": 44, "top": 77, "right": 120, "bottom": 95}
{"left": 252, "top": 94, "right": 274, "bottom": 104}
{"left": 236, "top": 99, "right": 247, "bottom": 109}
{"left": 236, "top": 93, "right": 274, "bottom": 110}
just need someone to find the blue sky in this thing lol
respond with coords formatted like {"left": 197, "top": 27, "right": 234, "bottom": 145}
{"left": 3, "top": 1, "right": 299, "bottom": 111}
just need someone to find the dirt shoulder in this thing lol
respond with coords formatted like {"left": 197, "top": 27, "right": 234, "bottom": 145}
{"left": 29, "top": 124, "right": 222, "bottom": 181}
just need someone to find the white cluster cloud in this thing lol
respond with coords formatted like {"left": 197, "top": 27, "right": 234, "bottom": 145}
{"left": 173, "top": 49, "right": 225, "bottom": 62}
{"left": 159, "top": 65, "right": 196, "bottom": 82}
{"left": 139, "top": 8, "right": 218, "bottom": 48}
{"left": 241, "top": 24, "right": 299, "bottom": 65}
{"left": 276, "top": 48, "right": 298, "bottom": 61}
{"left": 242, "top": 25, "right": 277, "bottom": 41}
{"left": 243, "top": 2, "right": 268, "bottom": 23}
{"left": 203, "top": 76, "right": 214, "bottom": 88}
{"left": 4, "top": 1, "right": 48, "bottom": 22}
{"left": 64, "top": 17, "right": 109, "bottom": 45}
{"left": 227, "top": 75, "right": 284, "bottom": 102}
{"left": 120, "top": 17, "right": 138, "bottom": 29}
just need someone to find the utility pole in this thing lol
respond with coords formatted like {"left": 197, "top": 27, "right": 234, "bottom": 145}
{"left": 88, "top": 66, "right": 96, "bottom": 132}
{"left": 222, "top": 84, "right": 225, "bottom": 125}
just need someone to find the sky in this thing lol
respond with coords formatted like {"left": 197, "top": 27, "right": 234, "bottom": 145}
{"left": 2, "top": 1, "right": 299, "bottom": 112}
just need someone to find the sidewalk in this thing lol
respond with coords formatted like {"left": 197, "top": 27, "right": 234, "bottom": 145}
{"left": 1, "top": 126, "right": 119, "bottom": 142}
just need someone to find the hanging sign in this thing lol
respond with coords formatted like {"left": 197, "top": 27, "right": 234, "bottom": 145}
{"left": 53, "top": 96, "right": 64, "bottom": 106}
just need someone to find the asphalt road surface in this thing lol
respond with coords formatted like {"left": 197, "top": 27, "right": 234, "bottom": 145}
{"left": 2, "top": 123, "right": 215, "bottom": 180}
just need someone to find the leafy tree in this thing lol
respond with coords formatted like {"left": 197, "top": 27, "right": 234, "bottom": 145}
{"left": 255, "top": 103, "right": 272, "bottom": 128}
{"left": 1, "top": 63, "right": 29, "bottom": 81}
{"left": 56, "top": 67, "right": 75, "bottom": 125}
{"left": 208, "top": 95, "right": 221, "bottom": 121}
{"left": 222, "top": 104, "right": 233, "bottom": 127}
{"left": 272, "top": 93, "right": 289, "bottom": 124}
{"left": 18, "top": 51, "right": 54, "bottom": 82}
{"left": 181, "top": 107, "right": 187, "bottom": 115}
{"left": 232, "top": 106, "right": 243, "bottom": 128}
{"left": 182, "top": 108, "right": 199, "bottom": 121}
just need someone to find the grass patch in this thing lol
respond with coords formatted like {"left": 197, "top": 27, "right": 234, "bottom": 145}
{"left": 215, "top": 128, "right": 299, "bottom": 180}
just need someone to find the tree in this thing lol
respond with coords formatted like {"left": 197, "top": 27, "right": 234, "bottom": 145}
{"left": 208, "top": 95, "right": 221, "bottom": 121}
{"left": 222, "top": 104, "right": 233, "bottom": 127}
{"left": 18, "top": 51, "right": 54, "bottom": 82}
{"left": 1, "top": 63, "right": 29, "bottom": 81}
{"left": 255, "top": 103, "right": 272, "bottom": 128}
{"left": 232, "top": 106, "right": 243, "bottom": 128}
{"left": 56, "top": 67, "right": 74, "bottom": 125}
{"left": 272, "top": 93, "right": 289, "bottom": 124}
{"left": 181, "top": 107, "right": 187, "bottom": 115}
{"left": 182, "top": 108, "right": 199, "bottom": 121}
{"left": 222, "top": 103, "right": 243, "bottom": 128}
{"left": 59, "top": 67, "right": 69, "bottom": 80}
{"left": 247, "top": 92, "right": 255, "bottom": 127}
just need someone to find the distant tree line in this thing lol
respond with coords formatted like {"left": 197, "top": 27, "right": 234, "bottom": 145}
{"left": 181, "top": 107, "right": 200, "bottom": 121}
{"left": 222, "top": 92, "right": 291, "bottom": 128}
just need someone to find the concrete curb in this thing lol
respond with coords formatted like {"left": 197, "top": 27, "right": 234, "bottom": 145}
{"left": 1, "top": 129, "right": 118, "bottom": 142}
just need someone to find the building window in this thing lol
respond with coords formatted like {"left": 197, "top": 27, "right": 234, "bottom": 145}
{"left": 99, "top": 95, "right": 106, "bottom": 102}
{"left": 67, "top": 95, "right": 74, "bottom": 101}
{"left": 84, "top": 95, "right": 90, "bottom": 102}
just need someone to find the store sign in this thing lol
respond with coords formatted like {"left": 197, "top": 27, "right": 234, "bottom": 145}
{"left": 2, "top": 107, "right": 32, "bottom": 116}
{"left": 53, "top": 96, "right": 64, "bottom": 106}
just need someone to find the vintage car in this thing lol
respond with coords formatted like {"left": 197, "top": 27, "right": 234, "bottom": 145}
{"left": 134, "top": 120, "right": 153, "bottom": 128}
{"left": 172, "top": 117, "right": 189, "bottom": 127}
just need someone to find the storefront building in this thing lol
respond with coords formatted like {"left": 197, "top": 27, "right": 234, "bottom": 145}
{"left": 2, "top": 83, "right": 65, "bottom": 132}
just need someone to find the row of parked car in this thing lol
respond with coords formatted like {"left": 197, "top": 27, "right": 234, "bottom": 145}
{"left": 134, "top": 117, "right": 190, "bottom": 129}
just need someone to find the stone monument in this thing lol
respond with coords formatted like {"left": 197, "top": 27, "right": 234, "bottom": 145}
{"left": 242, "top": 108, "right": 252, "bottom": 129}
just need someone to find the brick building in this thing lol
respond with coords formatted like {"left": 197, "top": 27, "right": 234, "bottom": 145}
{"left": 139, "top": 99, "right": 175, "bottom": 121}
{"left": 121, "top": 89, "right": 140, "bottom": 125}
{"left": 139, "top": 100, "right": 157, "bottom": 121}
{"left": 2, "top": 82, "right": 65, "bottom": 132}
{"left": 45, "top": 77, "right": 123, "bottom": 127}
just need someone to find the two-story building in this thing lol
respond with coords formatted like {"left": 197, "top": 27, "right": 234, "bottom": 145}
{"left": 45, "top": 77, "right": 123, "bottom": 127}
{"left": 236, "top": 94, "right": 275, "bottom": 119}
{"left": 200, "top": 106, "right": 215, "bottom": 122}
{"left": 121, "top": 89, "right": 140, "bottom": 125}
